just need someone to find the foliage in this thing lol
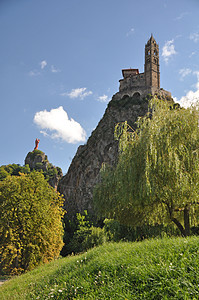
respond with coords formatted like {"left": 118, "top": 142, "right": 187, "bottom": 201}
{"left": 61, "top": 211, "right": 106, "bottom": 256}
{"left": 108, "top": 94, "right": 148, "bottom": 110}
{"left": 94, "top": 98, "right": 199, "bottom": 236}
{"left": 0, "top": 154, "right": 63, "bottom": 187}
{"left": 103, "top": 219, "right": 182, "bottom": 242}
{"left": 0, "top": 236, "right": 199, "bottom": 299}
{"left": 60, "top": 214, "right": 78, "bottom": 256}
{"left": 82, "top": 226, "right": 106, "bottom": 249}
{"left": 0, "top": 164, "right": 30, "bottom": 181}
{"left": 43, "top": 166, "right": 62, "bottom": 184}
{"left": 27, "top": 150, "right": 44, "bottom": 160}
{"left": 0, "top": 171, "right": 64, "bottom": 275}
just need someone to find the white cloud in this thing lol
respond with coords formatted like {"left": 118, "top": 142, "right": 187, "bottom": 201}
{"left": 51, "top": 65, "right": 60, "bottom": 73}
{"left": 29, "top": 70, "right": 40, "bottom": 76}
{"left": 61, "top": 87, "right": 93, "bottom": 99}
{"left": 40, "top": 60, "right": 47, "bottom": 69}
{"left": 33, "top": 106, "right": 86, "bottom": 144}
{"left": 175, "top": 12, "right": 188, "bottom": 21}
{"left": 179, "top": 68, "right": 192, "bottom": 80}
{"left": 189, "top": 51, "right": 196, "bottom": 58}
{"left": 126, "top": 28, "right": 135, "bottom": 37}
{"left": 176, "top": 71, "right": 199, "bottom": 108}
{"left": 162, "top": 40, "right": 177, "bottom": 63}
{"left": 98, "top": 95, "right": 109, "bottom": 103}
{"left": 189, "top": 32, "right": 199, "bottom": 43}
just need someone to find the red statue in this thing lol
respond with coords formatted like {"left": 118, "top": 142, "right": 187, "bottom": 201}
{"left": 34, "top": 138, "right": 40, "bottom": 150}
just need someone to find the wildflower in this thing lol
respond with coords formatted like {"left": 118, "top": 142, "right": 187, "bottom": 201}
{"left": 58, "top": 289, "right": 62, "bottom": 293}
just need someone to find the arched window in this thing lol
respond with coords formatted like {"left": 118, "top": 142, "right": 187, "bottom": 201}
{"left": 132, "top": 92, "right": 141, "bottom": 99}
{"left": 122, "top": 94, "right": 130, "bottom": 101}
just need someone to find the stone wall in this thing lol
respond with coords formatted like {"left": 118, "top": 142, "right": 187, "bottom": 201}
{"left": 119, "top": 72, "right": 145, "bottom": 92}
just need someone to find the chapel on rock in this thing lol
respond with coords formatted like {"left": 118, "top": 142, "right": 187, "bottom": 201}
{"left": 114, "top": 34, "right": 171, "bottom": 100}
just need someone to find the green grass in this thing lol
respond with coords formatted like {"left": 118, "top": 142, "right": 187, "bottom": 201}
{"left": 0, "top": 236, "right": 199, "bottom": 299}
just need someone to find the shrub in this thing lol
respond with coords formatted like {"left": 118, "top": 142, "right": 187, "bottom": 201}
{"left": 0, "top": 171, "right": 64, "bottom": 275}
{"left": 82, "top": 226, "right": 106, "bottom": 250}
{"left": 61, "top": 211, "right": 106, "bottom": 255}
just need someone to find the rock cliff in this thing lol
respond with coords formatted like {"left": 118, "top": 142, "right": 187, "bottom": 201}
{"left": 58, "top": 94, "right": 154, "bottom": 217}
{"left": 25, "top": 150, "right": 63, "bottom": 189}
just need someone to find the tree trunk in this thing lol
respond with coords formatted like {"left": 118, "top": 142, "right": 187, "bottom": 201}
{"left": 167, "top": 203, "right": 186, "bottom": 237}
{"left": 171, "top": 217, "right": 186, "bottom": 237}
{"left": 184, "top": 205, "right": 190, "bottom": 236}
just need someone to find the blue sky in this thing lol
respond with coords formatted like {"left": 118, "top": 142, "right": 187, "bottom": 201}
{"left": 0, "top": 0, "right": 199, "bottom": 174}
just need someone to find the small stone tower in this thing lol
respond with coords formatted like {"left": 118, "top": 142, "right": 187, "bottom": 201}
{"left": 144, "top": 34, "right": 160, "bottom": 88}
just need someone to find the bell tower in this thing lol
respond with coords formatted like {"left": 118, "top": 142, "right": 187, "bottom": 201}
{"left": 144, "top": 34, "right": 160, "bottom": 88}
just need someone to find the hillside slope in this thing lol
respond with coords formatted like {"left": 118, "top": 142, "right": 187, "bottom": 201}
{"left": 1, "top": 236, "right": 198, "bottom": 299}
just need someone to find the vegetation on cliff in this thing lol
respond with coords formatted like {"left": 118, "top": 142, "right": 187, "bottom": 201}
{"left": 94, "top": 98, "right": 199, "bottom": 236}
{"left": 25, "top": 150, "right": 63, "bottom": 188}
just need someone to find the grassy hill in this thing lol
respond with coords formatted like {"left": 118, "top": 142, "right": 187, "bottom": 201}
{"left": 0, "top": 236, "right": 199, "bottom": 299}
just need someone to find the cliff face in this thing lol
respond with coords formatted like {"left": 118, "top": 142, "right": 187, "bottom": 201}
{"left": 58, "top": 95, "right": 150, "bottom": 217}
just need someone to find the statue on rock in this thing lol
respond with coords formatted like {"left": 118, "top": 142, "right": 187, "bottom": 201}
{"left": 25, "top": 141, "right": 63, "bottom": 190}
{"left": 34, "top": 138, "right": 40, "bottom": 151}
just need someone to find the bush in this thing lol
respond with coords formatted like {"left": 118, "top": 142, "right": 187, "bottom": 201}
{"left": 82, "top": 226, "right": 106, "bottom": 250}
{"left": 61, "top": 211, "right": 106, "bottom": 255}
{"left": 0, "top": 171, "right": 64, "bottom": 275}
{"left": 104, "top": 219, "right": 181, "bottom": 242}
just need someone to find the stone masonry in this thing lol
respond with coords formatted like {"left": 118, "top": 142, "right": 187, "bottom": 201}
{"left": 114, "top": 34, "right": 171, "bottom": 100}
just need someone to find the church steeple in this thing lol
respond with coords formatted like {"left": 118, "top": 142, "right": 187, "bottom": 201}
{"left": 117, "top": 35, "right": 171, "bottom": 100}
{"left": 144, "top": 35, "right": 160, "bottom": 88}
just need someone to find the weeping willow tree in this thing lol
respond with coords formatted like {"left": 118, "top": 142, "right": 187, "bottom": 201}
{"left": 94, "top": 98, "right": 199, "bottom": 236}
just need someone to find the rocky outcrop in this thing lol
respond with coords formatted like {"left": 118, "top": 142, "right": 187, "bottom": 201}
{"left": 58, "top": 95, "right": 152, "bottom": 217}
{"left": 25, "top": 150, "right": 47, "bottom": 171}
{"left": 25, "top": 150, "right": 63, "bottom": 189}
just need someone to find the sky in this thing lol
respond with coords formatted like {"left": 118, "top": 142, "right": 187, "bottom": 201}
{"left": 0, "top": 0, "right": 199, "bottom": 174}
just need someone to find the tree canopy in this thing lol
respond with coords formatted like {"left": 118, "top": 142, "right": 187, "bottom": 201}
{"left": 0, "top": 164, "right": 30, "bottom": 181}
{"left": 0, "top": 171, "right": 64, "bottom": 275}
{"left": 94, "top": 98, "right": 199, "bottom": 236}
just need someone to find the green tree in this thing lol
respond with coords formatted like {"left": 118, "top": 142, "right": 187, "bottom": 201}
{"left": 94, "top": 98, "right": 199, "bottom": 237}
{"left": 0, "top": 164, "right": 30, "bottom": 181}
{"left": 0, "top": 171, "right": 64, "bottom": 275}
{"left": 61, "top": 211, "right": 106, "bottom": 255}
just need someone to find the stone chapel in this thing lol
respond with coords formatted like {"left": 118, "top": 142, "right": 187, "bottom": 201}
{"left": 114, "top": 34, "right": 171, "bottom": 100}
